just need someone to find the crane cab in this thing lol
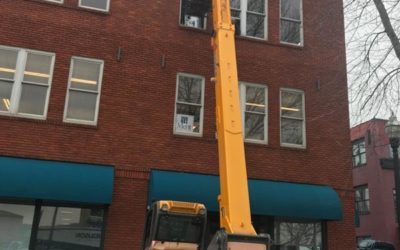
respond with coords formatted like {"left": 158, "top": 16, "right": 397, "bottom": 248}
{"left": 142, "top": 200, "right": 207, "bottom": 250}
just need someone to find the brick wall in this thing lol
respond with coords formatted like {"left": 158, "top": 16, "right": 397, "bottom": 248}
{"left": 0, "top": 0, "right": 355, "bottom": 249}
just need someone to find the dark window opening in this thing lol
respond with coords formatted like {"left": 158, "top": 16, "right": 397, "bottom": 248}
{"left": 180, "top": 0, "right": 211, "bottom": 29}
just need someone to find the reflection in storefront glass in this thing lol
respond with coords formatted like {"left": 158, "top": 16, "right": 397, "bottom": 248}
{"left": 35, "top": 206, "right": 104, "bottom": 250}
{"left": 273, "top": 221, "right": 322, "bottom": 250}
{"left": 0, "top": 203, "right": 35, "bottom": 250}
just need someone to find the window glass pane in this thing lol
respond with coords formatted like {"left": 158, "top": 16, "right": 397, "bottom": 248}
{"left": 365, "top": 188, "right": 369, "bottom": 200}
{"left": 354, "top": 156, "right": 360, "bottom": 166}
{"left": 176, "top": 104, "right": 201, "bottom": 133}
{"left": 180, "top": 0, "right": 208, "bottom": 29}
{"left": 273, "top": 221, "right": 322, "bottom": 250}
{"left": 281, "top": 117, "right": 303, "bottom": 145}
{"left": 36, "top": 206, "right": 104, "bottom": 250}
{"left": 359, "top": 141, "right": 366, "bottom": 153}
{"left": 0, "top": 80, "right": 13, "bottom": 111}
{"left": 231, "top": 0, "right": 240, "bottom": 9}
{"left": 66, "top": 91, "right": 97, "bottom": 121}
{"left": 0, "top": 203, "right": 35, "bottom": 250}
{"left": 245, "top": 113, "right": 265, "bottom": 140}
{"left": 80, "top": 0, "right": 108, "bottom": 10}
{"left": 246, "top": 86, "right": 265, "bottom": 113}
{"left": 281, "top": 20, "right": 301, "bottom": 44}
{"left": 247, "top": 0, "right": 264, "bottom": 13}
{"left": 352, "top": 144, "right": 359, "bottom": 156}
{"left": 281, "top": 0, "right": 301, "bottom": 20}
{"left": 18, "top": 83, "right": 48, "bottom": 115}
{"left": 71, "top": 59, "right": 101, "bottom": 92}
{"left": 23, "top": 53, "right": 52, "bottom": 84}
{"left": 0, "top": 48, "right": 18, "bottom": 80}
{"left": 246, "top": 13, "right": 265, "bottom": 38}
{"left": 177, "top": 75, "right": 202, "bottom": 104}
{"left": 360, "top": 153, "right": 366, "bottom": 164}
{"left": 281, "top": 90, "right": 303, "bottom": 118}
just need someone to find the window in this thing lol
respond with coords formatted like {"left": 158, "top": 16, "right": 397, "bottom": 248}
{"left": 0, "top": 202, "right": 106, "bottom": 250}
{"left": 174, "top": 73, "right": 204, "bottom": 136}
{"left": 352, "top": 139, "right": 366, "bottom": 167}
{"left": 0, "top": 203, "right": 35, "bottom": 250}
{"left": 0, "top": 46, "right": 55, "bottom": 119}
{"left": 35, "top": 206, "right": 104, "bottom": 249}
{"left": 44, "top": 0, "right": 63, "bottom": 3}
{"left": 355, "top": 185, "right": 370, "bottom": 214}
{"left": 64, "top": 57, "right": 104, "bottom": 125}
{"left": 280, "top": 88, "right": 305, "bottom": 147}
{"left": 280, "top": 0, "right": 303, "bottom": 45}
{"left": 79, "top": 0, "right": 110, "bottom": 12}
{"left": 180, "top": 0, "right": 209, "bottom": 29}
{"left": 205, "top": 213, "right": 326, "bottom": 249}
{"left": 239, "top": 83, "right": 267, "bottom": 143}
{"left": 231, "top": 0, "right": 267, "bottom": 39}
{"left": 273, "top": 220, "right": 322, "bottom": 250}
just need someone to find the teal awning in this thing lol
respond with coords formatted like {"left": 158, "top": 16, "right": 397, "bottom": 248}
{"left": 148, "top": 170, "right": 342, "bottom": 220}
{"left": 0, "top": 156, "right": 114, "bottom": 204}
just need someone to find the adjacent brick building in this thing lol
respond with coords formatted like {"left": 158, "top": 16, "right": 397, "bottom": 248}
{"left": 352, "top": 119, "right": 399, "bottom": 248}
{"left": 0, "top": 0, "right": 355, "bottom": 249}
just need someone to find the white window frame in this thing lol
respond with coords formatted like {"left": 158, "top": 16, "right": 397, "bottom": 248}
{"left": 0, "top": 45, "right": 55, "bottom": 120}
{"left": 232, "top": 0, "right": 268, "bottom": 40}
{"left": 44, "top": 0, "right": 64, "bottom": 4}
{"left": 173, "top": 73, "right": 205, "bottom": 137}
{"left": 78, "top": 0, "right": 110, "bottom": 12}
{"left": 63, "top": 56, "right": 104, "bottom": 126}
{"left": 280, "top": 88, "right": 306, "bottom": 148}
{"left": 279, "top": 0, "right": 304, "bottom": 46}
{"left": 239, "top": 82, "right": 268, "bottom": 144}
{"left": 179, "top": 0, "right": 208, "bottom": 30}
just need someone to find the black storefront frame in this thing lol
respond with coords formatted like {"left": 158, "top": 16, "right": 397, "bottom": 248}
{"left": 0, "top": 198, "right": 109, "bottom": 250}
{"left": 205, "top": 211, "right": 328, "bottom": 250}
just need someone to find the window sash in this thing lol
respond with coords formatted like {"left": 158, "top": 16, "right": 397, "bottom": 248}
{"left": 240, "top": 83, "right": 267, "bottom": 143}
{"left": 174, "top": 73, "right": 205, "bottom": 136}
{"left": 78, "top": 0, "right": 110, "bottom": 12}
{"left": 231, "top": 0, "right": 267, "bottom": 39}
{"left": 64, "top": 57, "right": 104, "bottom": 125}
{"left": 280, "top": 0, "right": 303, "bottom": 45}
{"left": 352, "top": 140, "right": 366, "bottom": 167}
{"left": 0, "top": 46, "right": 54, "bottom": 119}
{"left": 44, "top": 0, "right": 64, "bottom": 3}
{"left": 0, "top": 201, "right": 107, "bottom": 250}
{"left": 355, "top": 186, "right": 370, "bottom": 213}
{"left": 280, "top": 88, "right": 305, "bottom": 147}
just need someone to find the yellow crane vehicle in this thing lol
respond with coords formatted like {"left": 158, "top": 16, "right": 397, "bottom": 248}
{"left": 142, "top": 0, "right": 270, "bottom": 249}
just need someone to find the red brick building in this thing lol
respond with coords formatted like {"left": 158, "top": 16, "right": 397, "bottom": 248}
{"left": 0, "top": 0, "right": 355, "bottom": 249}
{"left": 352, "top": 119, "right": 399, "bottom": 248}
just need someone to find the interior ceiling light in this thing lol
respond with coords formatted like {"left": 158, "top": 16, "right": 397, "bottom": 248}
{"left": 281, "top": 107, "right": 300, "bottom": 112}
{"left": 246, "top": 102, "right": 265, "bottom": 108}
{"left": 24, "top": 71, "right": 49, "bottom": 78}
{"left": 71, "top": 78, "right": 97, "bottom": 85}
{"left": 2, "top": 98, "right": 10, "bottom": 110}
{"left": 0, "top": 67, "right": 16, "bottom": 73}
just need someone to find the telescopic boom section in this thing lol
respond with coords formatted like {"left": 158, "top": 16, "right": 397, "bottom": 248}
{"left": 211, "top": 0, "right": 256, "bottom": 236}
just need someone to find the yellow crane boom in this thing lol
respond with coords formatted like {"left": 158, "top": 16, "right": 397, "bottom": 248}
{"left": 211, "top": 0, "right": 256, "bottom": 235}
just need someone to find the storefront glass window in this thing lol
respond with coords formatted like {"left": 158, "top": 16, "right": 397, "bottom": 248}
{"left": 272, "top": 220, "right": 322, "bottom": 250}
{"left": 0, "top": 203, "right": 35, "bottom": 250}
{"left": 35, "top": 206, "right": 104, "bottom": 250}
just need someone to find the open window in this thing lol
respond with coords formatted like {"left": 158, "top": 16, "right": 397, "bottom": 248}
{"left": 180, "top": 0, "right": 210, "bottom": 29}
